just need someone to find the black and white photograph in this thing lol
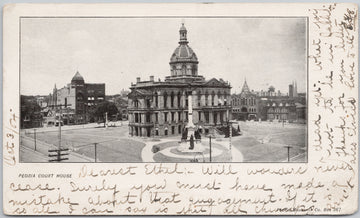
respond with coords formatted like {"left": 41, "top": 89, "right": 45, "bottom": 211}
{"left": 19, "top": 17, "right": 308, "bottom": 163}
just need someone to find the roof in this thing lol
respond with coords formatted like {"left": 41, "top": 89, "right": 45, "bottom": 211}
{"left": 71, "top": 71, "right": 84, "bottom": 82}
{"left": 180, "top": 23, "right": 187, "bottom": 31}
{"left": 241, "top": 80, "right": 251, "bottom": 93}
{"left": 170, "top": 44, "right": 198, "bottom": 62}
{"left": 71, "top": 71, "right": 84, "bottom": 81}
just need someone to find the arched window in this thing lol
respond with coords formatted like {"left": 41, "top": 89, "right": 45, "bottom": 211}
{"left": 211, "top": 91, "right": 215, "bottom": 106}
{"left": 182, "top": 65, "right": 186, "bottom": 75}
{"left": 192, "top": 65, "right": 197, "bottom": 75}
{"left": 205, "top": 91, "right": 209, "bottom": 106}
{"left": 217, "top": 91, "right": 222, "bottom": 105}
{"left": 134, "top": 99, "right": 139, "bottom": 108}
{"left": 197, "top": 91, "right": 201, "bottom": 106}
{"left": 154, "top": 92, "right": 158, "bottom": 107}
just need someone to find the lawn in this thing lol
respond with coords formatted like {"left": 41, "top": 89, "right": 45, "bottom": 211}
{"left": 22, "top": 125, "right": 145, "bottom": 162}
{"left": 232, "top": 122, "right": 307, "bottom": 162}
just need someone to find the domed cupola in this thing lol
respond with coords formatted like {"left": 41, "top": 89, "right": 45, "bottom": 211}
{"left": 169, "top": 23, "right": 199, "bottom": 77}
{"left": 71, "top": 71, "right": 85, "bottom": 85}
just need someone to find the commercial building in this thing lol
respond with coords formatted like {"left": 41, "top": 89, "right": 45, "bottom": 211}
{"left": 48, "top": 71, "right": 105, "bottom": 124}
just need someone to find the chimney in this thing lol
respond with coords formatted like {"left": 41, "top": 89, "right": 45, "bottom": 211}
{"left": 136, "top": 77, "right": 140, "bottom": 83}
{"left": 150, "top": 76, "right": 154, "bottom": 82}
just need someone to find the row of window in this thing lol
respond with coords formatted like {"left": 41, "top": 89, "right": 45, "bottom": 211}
{"left": 232, "top": 98, "right": 256, "bottom": 106}
{"left": 133, "top": 95, "right": 228, "bottom": 108}
{"left": 268, "top": 108, "right": 289, "bottom": 113}
{"left": 131, "top": 111, "right": 226, "bottom": 124}
{"left": 87, "top": 96, "right": 104, "bottom": 101}
{"left": 232, "top": 108, "right": 257, "bottom": 113}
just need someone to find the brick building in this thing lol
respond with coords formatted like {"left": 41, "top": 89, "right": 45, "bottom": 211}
{"left": 48, "top": 71, "right": 105, "bottom": 124}
{"left": 232, "top": 80, "right": 306, "bottom": 123}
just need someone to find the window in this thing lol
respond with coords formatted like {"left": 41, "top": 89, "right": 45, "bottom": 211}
{"left": 171, "top": 92, "right": 174, "bottom": 107}
{"left": 164, "top": 112, "right": 168, "bottom": 122}
{"left": 171, "top": 112, "right": 175, "bottom": 122}
{"left": 146, "top": 99, "right": 151, "bottom": 108}
{"left": 155, "top": 113, "right": 158, "bottom": 123}
{"left": 177, "top": 92, "right": 181, "bottom": 107}
{"left": 146, "top": 113, "right": 151, "bottom": 123}
{"left": 172, "top": 126, "right": 175, "bottom": 134}
{"left": 211, "top": 92, "right": 215, "bottom": 106}
{"left": 205, "top": 112, "right": 209, "bottom": 123}
{"left": 178, "top": 112, "right": 181, "bottom": 121}
{"left": 163, "top": 92, "right": 168, "bottom": 108}
{"left": 182, "top": 65, "right": 186, "bottom": 75}
{"left": 198, "top": 111, "right": 202, "bottom": 121}
{"left": 185, "top": 112, "right": 188, "bottom": 121}
{"left": 155, "top": 93, "right": 158, "bottom": 107}
{"left": 178, "top": 125, "right": 182, "bottom": 134}
{"left": 135, "top": 113, "right": 139, "bottom": 123}
{"left": 197, "top": 91, "right": 201, "bottom": 106}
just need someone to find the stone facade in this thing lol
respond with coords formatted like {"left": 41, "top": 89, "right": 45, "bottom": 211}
{"left": 128, "top": 24, "right": 232, "bottom": 137}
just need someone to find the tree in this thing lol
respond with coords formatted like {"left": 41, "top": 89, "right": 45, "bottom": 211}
{"left": 94, "top": 101, "right": 119, "bottom": 127}
{"left": 20, "top": 95, "right": 42, "bottom": 128}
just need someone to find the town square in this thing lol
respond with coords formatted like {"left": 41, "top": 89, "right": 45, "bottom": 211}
{"left": 20, "top": 18, "right": 307, "bottom": 163}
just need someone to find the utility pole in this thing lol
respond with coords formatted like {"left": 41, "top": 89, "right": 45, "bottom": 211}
{"left": 285, "top": 145, "right": 291, "bottom": 162}
{"left": 105, "top": 112, "right": 108, "bottom": 129}
{"left": 47, "top": 103, "right": 71, "bottom": 162}
{"left": 94, "top": 143, "right": 98, "bottom": 163}
{"left": 34, "top": 129, "right": 37, "bottom": 151}
{"left": 209, "top": 136, "right": 212, "bottom": 162}
{"left": 229, "top": 121, "right": 232, "bottom": 152}
{"left": 58, "top": 106, "right": 62, "bottom": 151}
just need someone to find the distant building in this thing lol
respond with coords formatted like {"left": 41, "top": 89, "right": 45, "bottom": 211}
{"left": 232, "top": 80, "right": 306, "bottom": 123}
{"left": 107, "top": 93, "right": 129, "bottom": 120}
{"left": 48, "top": 71, "right": 105, "bottom": 124}
{"left": 127, "top": 24, "right": 232, "bottom": 137}
{"left": 231, "top": 80, "right": 259, "bottom": 121}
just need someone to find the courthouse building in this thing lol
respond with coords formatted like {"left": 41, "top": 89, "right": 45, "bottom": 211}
{"left": 48, "top": 71, "right": 105, "bottom": 124}
{"left": 128, "top": 24, "right": 232, "bottom": 137}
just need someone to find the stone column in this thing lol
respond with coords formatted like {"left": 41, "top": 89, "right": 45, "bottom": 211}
{"left": 186, "top": 92, "right": 195, "bottom": 140}
{"left": 214, "top": 94, "right": 219, "bottom": 106}
{"left": 209, "top": 112, "right": 214, "bottom": 124}
{"left": 201, "top": 94, "right": 205, "bottom": 106}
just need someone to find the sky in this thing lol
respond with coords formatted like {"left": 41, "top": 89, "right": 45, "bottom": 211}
{"left": 20, "top": 17, "right": 307, "bottom": 95}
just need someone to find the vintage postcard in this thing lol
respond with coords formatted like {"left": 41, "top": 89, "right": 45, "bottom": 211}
{"left": 3, "top": 3, "right": 358, "bottom": 215}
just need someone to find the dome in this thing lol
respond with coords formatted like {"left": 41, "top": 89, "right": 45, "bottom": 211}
{"left": 168, "top": 24, "right": 200, "bottom": 79}
{"left": 71, "top": 71, "right": 85, "bottom": 84}
{"left": 170, "top": 44, "right": 198, "bottom": 63}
